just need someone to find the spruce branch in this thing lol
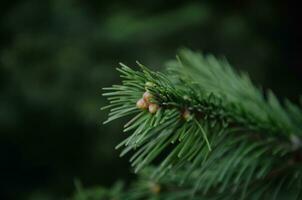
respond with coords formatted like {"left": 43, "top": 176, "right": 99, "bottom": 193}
{"left": 102, "top": 49, "right": 302, "bottom": 199}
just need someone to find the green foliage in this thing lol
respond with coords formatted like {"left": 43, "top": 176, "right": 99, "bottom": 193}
{"left": 71, "top": 180, "right": 124, "bottom": 200}
{"left": 1, "top": 1, "right": 301, "bottom": 199}
{"left": 102, "top": 49, "right": 302, "bottom": 199}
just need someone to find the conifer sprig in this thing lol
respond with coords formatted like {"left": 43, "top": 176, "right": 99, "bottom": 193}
{"left": 102, "top": 49, "right": 302, "bottom": 199}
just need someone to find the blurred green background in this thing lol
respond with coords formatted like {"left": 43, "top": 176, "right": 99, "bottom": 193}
{"left": 0, "top": 0, "right": 301, "bottom": 199}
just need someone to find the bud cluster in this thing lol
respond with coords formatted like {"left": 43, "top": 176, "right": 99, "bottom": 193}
{"left": 136, "top": 85, "right": 159, "bottom": 114}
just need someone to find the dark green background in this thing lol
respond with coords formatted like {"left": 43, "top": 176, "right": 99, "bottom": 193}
{"left": 0, "top": 0, "right": 301, "bottom": 199}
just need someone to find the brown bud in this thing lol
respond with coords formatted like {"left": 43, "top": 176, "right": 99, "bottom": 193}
{"left": 182, "top": 109, "right": 192, "bottom": 121}
{"left": 150, "top": 182, "right": 161, "bottom": 194}
{"left": 143, "top": 91, "right": 153, "bottom": 103}
{"left": 136, "top": 98, "right": 148, "bottom": 110}
{"left": 148, "top": 103, "right": 159, "bottom": 114}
